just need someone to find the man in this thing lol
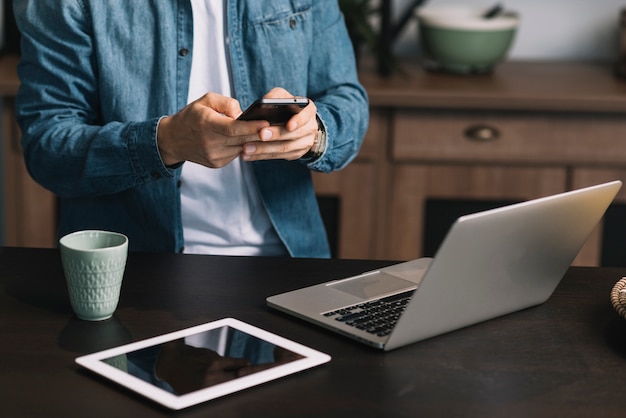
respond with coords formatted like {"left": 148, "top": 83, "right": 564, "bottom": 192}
{"left": 14, "top": 1, "right": 368, "bottom": 257}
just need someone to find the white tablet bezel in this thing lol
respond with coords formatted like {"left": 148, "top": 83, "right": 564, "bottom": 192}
{"left": 75, "top": 318, "right": 331, "bottom": 410}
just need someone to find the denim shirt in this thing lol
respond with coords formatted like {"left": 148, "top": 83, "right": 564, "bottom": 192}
{"left": 14, "top": 0, "right": 369, "bottom": 257}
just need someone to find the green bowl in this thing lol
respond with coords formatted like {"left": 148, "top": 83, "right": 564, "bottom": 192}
{"left": 416, "top": 6, "right": 519, "bottom": 74}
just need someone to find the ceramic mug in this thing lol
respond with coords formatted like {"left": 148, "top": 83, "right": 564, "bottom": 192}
{"left": 59, "top": 230, "right": 129, "bottom": 321}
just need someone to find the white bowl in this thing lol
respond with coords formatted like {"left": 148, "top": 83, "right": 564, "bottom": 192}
{"left": 416, "top": 6, "right": 519, "bottom": 31}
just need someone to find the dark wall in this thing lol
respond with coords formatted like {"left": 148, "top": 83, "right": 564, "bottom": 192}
{"left": 3, "top": 0, "right": 20, "bottom": 55}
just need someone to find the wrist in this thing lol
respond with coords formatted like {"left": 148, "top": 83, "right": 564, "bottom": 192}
{"left": 156, "top": 116, "right": 182, "bottom": 166}
{"left": 303, "top": 115, "right": 327, "bottom": 160}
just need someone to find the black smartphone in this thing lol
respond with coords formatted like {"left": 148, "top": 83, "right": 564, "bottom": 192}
{"left": 238, "top": 98, "right": 309, "bottom": 125}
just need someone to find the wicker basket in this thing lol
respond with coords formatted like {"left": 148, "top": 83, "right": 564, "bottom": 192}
{"left": 610, "top": 277, "right": 626, "bottom": 319}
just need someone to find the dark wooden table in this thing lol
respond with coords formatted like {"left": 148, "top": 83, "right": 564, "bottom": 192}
{"left": 3, "top": 247, "right": 626, "bottom": 417}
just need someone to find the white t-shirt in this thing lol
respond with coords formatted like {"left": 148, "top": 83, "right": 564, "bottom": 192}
{"left": 180, "top": 0, "right": 285, "bottom": 256}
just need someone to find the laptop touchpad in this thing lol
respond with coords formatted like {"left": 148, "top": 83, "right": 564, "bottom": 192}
{"left": 327, "top": 272, "right": 416, "bottom": 300}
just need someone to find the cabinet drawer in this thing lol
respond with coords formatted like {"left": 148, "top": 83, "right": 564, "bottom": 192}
{"left": 392, "top": 110, "right": 626, "bottom": 165}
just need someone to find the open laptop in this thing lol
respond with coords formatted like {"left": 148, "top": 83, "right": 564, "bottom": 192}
{"left": 267, "top": 181, "right": 622, "bottom": 351}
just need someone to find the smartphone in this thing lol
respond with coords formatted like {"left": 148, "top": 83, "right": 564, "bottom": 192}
{"left": 238, "top": 98, "right": 309, "bottom": 125}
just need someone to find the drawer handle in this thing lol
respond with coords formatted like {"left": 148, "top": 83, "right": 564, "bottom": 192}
{"left": 464, "top": 125, "right": 500, "bottom": 142}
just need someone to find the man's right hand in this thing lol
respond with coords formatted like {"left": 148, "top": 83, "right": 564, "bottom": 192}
{"left": 157, "top": 92, "right": 270, "bottom": 168}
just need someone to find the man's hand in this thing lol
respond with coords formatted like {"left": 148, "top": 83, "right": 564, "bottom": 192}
{"left": 157, "top": 88, "right": 319, "bottom": 168}
{"left": 240, "top": 87, "right": 319, "bottom": 162}
{"left": 157, "top": 92, "right": 269, "bottom": 167}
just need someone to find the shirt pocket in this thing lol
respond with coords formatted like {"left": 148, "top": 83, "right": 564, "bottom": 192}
{"left": 239, "top": 2, "right": 314, "bottom": 94}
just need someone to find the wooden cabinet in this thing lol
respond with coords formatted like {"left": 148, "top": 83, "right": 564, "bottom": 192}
{"left": 4, "top": 54, "right": 626, "bottom": 265}
{"left": 312, "top": 110, "right": 389, "bottom": 259}
{"left": 385, "top": 164, "right": 567, "bottom": 260}
{"left": 314, "top": 59, "right": 626, "bottom": 266}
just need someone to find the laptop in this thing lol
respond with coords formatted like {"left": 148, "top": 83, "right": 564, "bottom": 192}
{"left": 267, "top": 181, "right": 622, "bottom": 351}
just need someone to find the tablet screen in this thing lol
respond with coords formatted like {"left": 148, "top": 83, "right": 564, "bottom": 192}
{"left": 76, "top": 318, "right": 330, "bottom": 409}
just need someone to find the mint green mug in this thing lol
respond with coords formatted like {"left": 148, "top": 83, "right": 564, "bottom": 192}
{"left": 60, "top": 230, "right": 129, "bottom": 321}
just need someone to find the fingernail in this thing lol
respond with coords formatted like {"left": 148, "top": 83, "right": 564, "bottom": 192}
{"left": 260, "top": 128, "right": 272, "bottom": 141}
{"left": 244, "top": 143, "right": 256, "bottom": 154}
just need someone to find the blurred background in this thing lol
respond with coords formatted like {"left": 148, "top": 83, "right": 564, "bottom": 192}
{"left": 392, "top": 0, "right": 625, "bottom": 62}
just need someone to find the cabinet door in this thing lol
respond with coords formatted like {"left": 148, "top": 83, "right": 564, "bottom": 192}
{"left": 2, "top": 99, "right": 56, "bottom": 247}
{"left": 313, "top": 162, "right": 375, "bottom": 258}
{"left": 572, "top": 169, "right": 626, "bottom": 266}
{"left": 384, "top": 164, "right": 567, "bottom": 261}
{"left": 312, "top": 110, "right": 388, "bottom": 259}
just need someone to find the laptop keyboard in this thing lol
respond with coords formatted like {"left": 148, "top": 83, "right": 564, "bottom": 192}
{"left": 322, "top": 290, "right": 415, "bottom": 337}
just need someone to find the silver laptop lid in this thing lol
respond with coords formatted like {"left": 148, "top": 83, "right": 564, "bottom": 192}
{"left": 384, "top": 180, "right": 622, "bottom": 350}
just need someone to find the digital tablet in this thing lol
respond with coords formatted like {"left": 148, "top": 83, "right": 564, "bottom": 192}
{"left": 75, "top": 318, "right": 331, "bottom": 410}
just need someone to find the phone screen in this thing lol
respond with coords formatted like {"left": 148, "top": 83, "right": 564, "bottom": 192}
{"left": 238, "top": 98, "right": 309, "bottom": 125}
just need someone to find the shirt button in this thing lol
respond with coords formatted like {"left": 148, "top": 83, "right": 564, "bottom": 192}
{"left": 177, "top": 180, "right": 182, "bottom": 188}
{"left": 179, "top": 48, "right": 189, "bottom": 56}
{"left": 289, "top": 18, "right": 296, "bottom": 29}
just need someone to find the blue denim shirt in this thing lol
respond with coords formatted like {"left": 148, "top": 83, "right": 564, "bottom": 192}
{"left": 14, "top": 0, "right": 368, "bottom": 257}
